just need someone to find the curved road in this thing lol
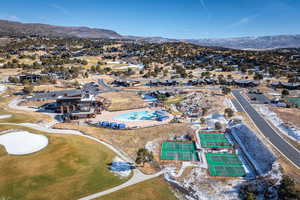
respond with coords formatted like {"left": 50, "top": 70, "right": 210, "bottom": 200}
{"left": 232, "top": 90, "right": 300, "bottom": 169}
{"left": 0, "top": 121, "right": 164, "bottom": 199}
{"left": 3, "top": 98, "right": 165, "bottom": 199}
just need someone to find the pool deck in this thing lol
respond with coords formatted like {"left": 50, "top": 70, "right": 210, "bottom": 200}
{"left": 88, "top": 107, "right": 173, "bottom": 128}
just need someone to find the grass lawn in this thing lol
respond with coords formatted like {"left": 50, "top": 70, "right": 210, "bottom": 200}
{"left": 164, "top": 96, "right": 183, "bottom": 105}
{"left": 53, "top": 123, "right": 192, "bottom": 164}
{"left": 97, "top": 177, "right": 177, "bottom": 200}
{"left": 0, "top": 125, "right": 129, "bottom": 200}
{"left": 0, "top": 87, "right": 52, "bottom": 124}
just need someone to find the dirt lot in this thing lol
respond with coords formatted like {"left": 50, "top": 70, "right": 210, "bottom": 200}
{"left": 270, "top": 107, "right": 300, "bottom": 128}
{"left": 53, "top": 123, "right": 193, "bottom": 173}
{"left": 99, "top": 91, "right": 146, "bottom": 111}
{"left": 0, "top": 68, "right": 22, "bottom": 79}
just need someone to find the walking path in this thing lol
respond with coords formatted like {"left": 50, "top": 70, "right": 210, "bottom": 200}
{"left": 8, "top": 98, "right": 60, "bottom": 127}
{"left": 79, "top": 169, "right": 164, "bottom": 200}
{"left": 0, "top": 121, "right": 165, "bottom": 199}
{"left": 2, "top": 97, "right": 165, "bottom": 199}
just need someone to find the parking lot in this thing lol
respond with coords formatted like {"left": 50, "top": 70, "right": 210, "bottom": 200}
{"left": 247, "top": 91, "right": 270, "bottom": 104}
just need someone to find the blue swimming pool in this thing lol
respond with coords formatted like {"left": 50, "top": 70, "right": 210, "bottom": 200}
{"left": 113, "top": 110, "right": 168, "bottom": 122}
{"left": 142, "top": 94, "right": 157, "bottom": 102}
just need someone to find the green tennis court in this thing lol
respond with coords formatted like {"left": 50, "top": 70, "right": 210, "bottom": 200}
{"left": 288, "top": 97, "right": 300, "bottom": 107}
{"left": 161, "top": 151, "right": 199, "bottom": 161}
{"left": 206, "top": 154, "right": 242, "bottom": 165}
{"left": 198, "top": 133, "right": 232, "bottom": 148}
{"left": 161, "top": 142, "right": 199, "bottom": 161}
{"left": 205, "top": 153, "right": 246, "bottom": 177}
{"left": 162, "top": 142, "right": 196, "bottom": 151}
{"left": 209, "top": 165, "right": 246, "bottom": 177}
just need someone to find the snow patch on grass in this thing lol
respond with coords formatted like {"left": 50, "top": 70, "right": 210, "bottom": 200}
{"left": 0, "top": 85, "right": 7, "bottom": 94}
{"left": 145, "top": 140, "right": 159, "bottom": 153}
{"left": 0, "top": 114, "right": 11, "bottom": 119}
{"left": 205, "top": 113, "right": 228, "bottom": 129}
{"left": 256, "top": 105, "right": 300, "bottom": 142}
{"left": 111, "top": 157, "right": 132, "bottom": 178}
{"left": 164, "top": 166, "right": 242, "bottom": 200}
{"left": 224, "top": 98, "right": 237, "bottom": 112}
{"left": 229, "top": 123, "right": 276, "bottom": 174}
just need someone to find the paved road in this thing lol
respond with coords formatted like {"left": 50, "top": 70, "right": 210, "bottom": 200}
{"left": 232, "top": 90, "right": 300, "bottom": 169}
{"left": 231, "top": 98, "right": 244, "bottom": 112}
{"left": 5, "top": 98, "right": 165, "bottom": 199}
{"left": 98, "top": 79, "right": 120, "bottom": 92}
{"left": 1, "top": 122, "right": 165, "bottom": 200}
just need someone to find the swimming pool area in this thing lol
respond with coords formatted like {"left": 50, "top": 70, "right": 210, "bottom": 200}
{"left": 142, "top": 94, "right": 157, "bottom": 102}
{"left": 113, "top": 110, "right": 168, "bottom": 122}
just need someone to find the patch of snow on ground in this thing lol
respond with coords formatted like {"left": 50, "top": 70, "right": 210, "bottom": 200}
{"left": 0, "top": 85, "right": 7, "bottom": 94}
{"left": 0, "top": 131, "right": 48, "bottom": 155}
{"left": 257, "top": 105, "right": 300, "bottom": 142}
{"left": 267, "top": 162, "right": 282, "bottom": 182}
{"left": 229, "top": 123, "right": 276, "bottom": 174}
{"left": 164, "top": 166, "right": 242, "bottom": 200}
{"left": 111, "top": 157, "right": 132, "bottom": 178}
{"left": 116, "top": 64, "right": 144, "bottom": 70}
{"left": 145, "top": 141, "right": 158, "bottom": 153}
{"left": 205, "top": 113, "right": 228, "bottom": 129}
{"left": 0, "top": 114, "right": 11, "bottom": 119}
{"left": 224, "top": 98, "right": 237, "bottom": 112}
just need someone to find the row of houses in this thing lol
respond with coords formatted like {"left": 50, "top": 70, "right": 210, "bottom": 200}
{"left": 147, "top": 78, "right": 260, "bottom": 88}
{"left": 187, "top": 78, "right": 260, "bottom": 87}
{"left": 111, "top": 79, "right": 141, "bottom": 87}
{"left": 270, "top": 82, "right": 300, "bottom": 90}
{"left": 19, "top": 72, "right": 67, "bottom": 83}
{"left": 147, "top": 79, "right": 181, "bottom": 87}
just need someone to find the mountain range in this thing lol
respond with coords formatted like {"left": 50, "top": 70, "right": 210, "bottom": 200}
{"left": 1, "top": 19, "right": 300, "bottom": 50}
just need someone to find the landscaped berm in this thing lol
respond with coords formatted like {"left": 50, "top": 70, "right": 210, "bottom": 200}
{"left": 0, "top": 126, "right": 129, "bottom": 200}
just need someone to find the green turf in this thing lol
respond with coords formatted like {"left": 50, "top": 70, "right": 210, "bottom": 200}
{"left": 160, "top": 142, "right": 199, "bottom": 161}
{"left": 198, "top": 133, "right": 232, "bottom": 148}
{"left": 288, "top": 97, "right": 300, "bottom": 107}
{"left": 205, "top": 154, "right": 246, "bottom": 177}
{"left": 161, "top": 142, "right": 196, "bottom": 151}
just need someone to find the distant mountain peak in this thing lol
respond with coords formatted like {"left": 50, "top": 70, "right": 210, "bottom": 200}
{"left": 0, "top": 19, "right": 300, "bottom": 49}
{"left": 0, "top": 19, "right": 121, "bottom": 39}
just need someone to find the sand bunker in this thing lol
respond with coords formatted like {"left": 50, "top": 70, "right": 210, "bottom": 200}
{"left": 0, "top": 131, "right": 48, "bottom": 155}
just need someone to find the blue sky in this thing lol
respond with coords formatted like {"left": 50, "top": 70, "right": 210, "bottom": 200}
{"left": 0, "top": 0, "right": 299, "bottom": 39}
